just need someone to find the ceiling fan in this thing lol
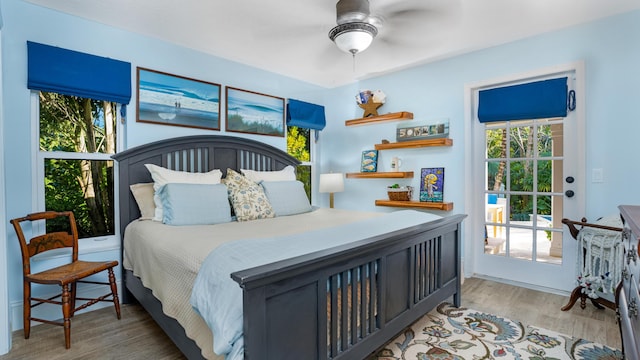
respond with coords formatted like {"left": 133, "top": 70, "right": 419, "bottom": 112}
{"left": 327, "top": 0, "right": 456, "bottom": 58}
{"left": 328, "top": 0, "right": 380, "bottom": 56}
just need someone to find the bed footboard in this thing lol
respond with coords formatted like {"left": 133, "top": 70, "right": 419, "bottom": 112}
{"left": 232, "top": 214, "right": 465, "bottom": 360}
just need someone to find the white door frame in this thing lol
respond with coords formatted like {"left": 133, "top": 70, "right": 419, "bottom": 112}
{"left": 463, "top": 61, "right": 586, "bottom": 293}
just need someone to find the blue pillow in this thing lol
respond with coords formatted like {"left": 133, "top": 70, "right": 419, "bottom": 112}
{"left": 260, "top": 181, "right": 312, "bottom": 216}
{"left": 158, "top": 183, "right": 232, "bottom": 225}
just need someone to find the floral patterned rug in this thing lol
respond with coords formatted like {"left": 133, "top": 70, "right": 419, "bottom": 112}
{"left": 368, "top": 302, "right": 622, "bottom": 360}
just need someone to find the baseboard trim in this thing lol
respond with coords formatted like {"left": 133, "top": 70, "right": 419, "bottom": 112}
{"left": 10, "top": 280, "right": 122, "bottom": 332}
{"left": 469, "top": 273, "right": 571, "bottom": 297}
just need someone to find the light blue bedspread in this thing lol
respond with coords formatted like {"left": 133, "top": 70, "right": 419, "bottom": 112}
{"left": 189, "top": 210, "right": 441, "bottom": 360}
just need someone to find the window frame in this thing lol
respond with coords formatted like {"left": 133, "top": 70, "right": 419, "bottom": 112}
{"left": 286, "top": 125, "right": 315, "bottom": 203}
{"left": 30, "top": 91, "right": 123, "bottom": 254}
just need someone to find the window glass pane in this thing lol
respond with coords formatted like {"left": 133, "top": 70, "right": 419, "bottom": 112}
{"left": 537, "top": 160, "right": 552, "bottom": 193}
{"left": 44, "top": 159, "right": 115, "bottom": 238}
{"left": 486, "top": 128, "right": 506, "bottom": 160}
{"left": 510, "top": 160, "right": 533, "bottom": 192}
{"left": 510, "top": 194, "right": 533, "bottom": 221}
{"left": 508, "top": 226, "right": 533, "bottom": 261}
{"left": 537, "top": 124, "right": 552, "bottom": 157}
{"left": 296, "top": 165, "right": 311, "bottom": 202}
{"left": 486, "top": 160, "right": 506, "bottom": 192}
{"left": 287, "top": 126, "right": 310, "bottom": 162}
{"left": 39, "top": 92, "right": 117, "bottom": 154}
{"left": 509, "top": 125, "right": 533, "bottom": 159}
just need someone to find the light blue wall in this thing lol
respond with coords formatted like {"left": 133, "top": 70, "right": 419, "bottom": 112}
{"left": 321, "top": 10, "right": 640, "bottom": 219}
{"left": 0, "top": 0, "right": 326, "bottom": 313}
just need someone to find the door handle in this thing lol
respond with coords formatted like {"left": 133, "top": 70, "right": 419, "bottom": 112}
{"left": 565, "top": 190, "right": 575, "bottom": 198}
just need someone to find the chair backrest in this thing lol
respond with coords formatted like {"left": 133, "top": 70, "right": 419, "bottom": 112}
{"left": 10, "top": 211, "right": 79, "bottom": 276}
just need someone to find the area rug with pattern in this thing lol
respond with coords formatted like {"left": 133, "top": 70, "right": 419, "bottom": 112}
{"left": 368, "top": 302, "right": 622, "bottom": 360}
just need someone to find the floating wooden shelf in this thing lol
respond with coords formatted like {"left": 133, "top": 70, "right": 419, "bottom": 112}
{"left": 345, "top": 111, "right": 414, "bottom": 126}
{"left": 375, "top": 138, "right": 453, "bottom": 150}
{"left": 375, "top": 200, "right": 454, "bottom": 211}
{"left": 346, "top": 171, "right": 414, "bottom": 179}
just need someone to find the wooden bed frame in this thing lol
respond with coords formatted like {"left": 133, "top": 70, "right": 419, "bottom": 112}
{"left": 112, "top": 134, "right": 466, "bottom": 360}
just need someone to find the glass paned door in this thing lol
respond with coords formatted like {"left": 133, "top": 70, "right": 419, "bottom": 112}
{"left": 484, "top": 119, "right": 564, "bottom": 264}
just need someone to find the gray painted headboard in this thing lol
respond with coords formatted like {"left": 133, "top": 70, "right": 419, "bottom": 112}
{"left": 111, "top": 135, "right": 300, "bottom": 238}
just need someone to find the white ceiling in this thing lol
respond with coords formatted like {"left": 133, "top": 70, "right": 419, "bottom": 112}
{"left": 25, "top": 0, "right": 640, "bottom": 88}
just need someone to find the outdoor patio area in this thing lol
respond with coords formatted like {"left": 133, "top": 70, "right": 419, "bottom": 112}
{"left": 485, "top": 220, "right": 562, "bottom": 264}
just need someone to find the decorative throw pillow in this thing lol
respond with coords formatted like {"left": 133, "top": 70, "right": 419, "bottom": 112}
{"left": 145, "top": 164, "right": 223, "bottom": 221}
{"left": 158, "top": 183, "right": 232, "bottom": 226}
{"left": 223, "top": 169, "right": 275, "bottom": 222}
{"left": 129, "top": 183, "right": 156, "bottom": 220}
{"left": 261, "top": 181, "right": 311, "bottom": 216}
{"left": 241, "top": 165, "right": 296, "bottom": 183}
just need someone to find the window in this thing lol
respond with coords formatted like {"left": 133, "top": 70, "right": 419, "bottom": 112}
{"left": 484, "top": 118, "right": 564, "bottom": 264}
{"left": 287, "top": 126, "right": 312, "bottom": 201}
{"left": 36, "top": 92, "right": 118, "bottom": 239}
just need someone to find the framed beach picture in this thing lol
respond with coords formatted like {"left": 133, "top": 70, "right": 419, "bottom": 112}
{"left": 136, "top": 67, "right": 221, "bottom": 130}
{"left": 225, "top": 87, "right": 285, "bottom": 137}
{"left": 360, "top": 150, "right": 378, "bottom": 172}
{"left": 420, "top": 167, "right": 445, "bottom": 202}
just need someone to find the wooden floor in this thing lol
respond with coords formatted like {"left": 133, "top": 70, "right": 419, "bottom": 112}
{"left": 0, "top": 277, "right": 621, "bottom": 359}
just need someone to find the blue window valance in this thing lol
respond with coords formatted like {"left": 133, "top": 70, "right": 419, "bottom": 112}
{"left": 286, "top": 99, "right": 326, "bottom": 130}
{"left": 27, "top": 41, "right": 132, "bottom": 104}
{"left": 478, "top": 77, "right": 568, "bottom": 123}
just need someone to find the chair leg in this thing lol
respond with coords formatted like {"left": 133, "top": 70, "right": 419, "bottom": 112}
{"left": 23, "top": 282, "right": 31, "bottom": 339}
{"left": 70, "top": 282, "right": 77, "bottom": 318}
{"left": 108, "top": 268, "right": 121, "bottom": 320}
{"left": 61, "top": 284, "right": 72, "bottom": 349}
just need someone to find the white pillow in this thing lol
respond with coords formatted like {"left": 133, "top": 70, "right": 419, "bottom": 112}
{"left": 241, "top": 165, "right": 296, "bottom": 183}
{"left": 129, "top": 183, "right": 155, "bottom": 220}
{"left": 145, "top": 164, "right": 223, "bottom": 221}
{"left": 158, "top": 183, "right": 232, "bottom": 225}
{"left": 261, "top": 181, "right": 311, "bottom": 216}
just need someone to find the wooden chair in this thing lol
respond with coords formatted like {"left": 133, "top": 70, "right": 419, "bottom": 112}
{"left": 10, "top": 211, "right": 121, "bottom": 349}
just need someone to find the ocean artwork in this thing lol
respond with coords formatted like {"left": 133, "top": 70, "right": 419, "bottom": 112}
{"left": 226, "top": 87, "right": 284, "bottom": 137}
{"left": 137, "top": 68, "right": 221, "bottom": 130}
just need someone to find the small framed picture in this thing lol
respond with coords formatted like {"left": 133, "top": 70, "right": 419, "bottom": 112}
{"left": 361, "top": 150, "right": 378, "bottom": 172}
{"left": 420, "top": 167, "right": 445, "bottom": 202}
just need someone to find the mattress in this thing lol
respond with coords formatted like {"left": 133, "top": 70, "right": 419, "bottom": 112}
{"left": 123, "top": 207, "right": 382, "bottom": 359}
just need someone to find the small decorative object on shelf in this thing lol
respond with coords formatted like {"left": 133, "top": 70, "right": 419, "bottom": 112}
{"left": 387, "top": 184, "right": 412, "bottom": 201}
{"left": 356, "top": 90, "right": 386, "bottom": 118}
{"left": 420, "top": 167, "right": 445, "bottom": 202}
{"left": 397, "top": 119, "right": 449, "bottom": 142}
{"left": 360, "top": 150, "right": 378, "bottom": 172}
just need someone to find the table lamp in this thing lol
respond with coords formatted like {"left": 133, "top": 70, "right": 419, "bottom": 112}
{"left": 319, "top": 173, "right": 344, "bottom": 208}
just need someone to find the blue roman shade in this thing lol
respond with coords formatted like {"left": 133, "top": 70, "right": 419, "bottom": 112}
{"left": 27, "top": 41, "right": 131, "bottom": 104}
{"left": 478, "top": 77, "right": 568, "bottom": 123}
{"left": 286, "top": 99, "right": 326, "bottom": 130}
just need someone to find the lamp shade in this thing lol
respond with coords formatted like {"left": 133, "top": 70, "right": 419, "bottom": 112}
{"left": 328, "top": 22, "right": 378, "bottom": 55}
{"left": 319, "top": 173, "right": 345, "bottom": 193}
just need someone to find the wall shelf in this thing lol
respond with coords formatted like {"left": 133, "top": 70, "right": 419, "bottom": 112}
{"left": 346, "top": 171, "right": 414, "bottom": 179}
{"left": 375, "top": 200, "right": 453, "bottom": 211}
{"left": 375, "top": 138, "right": 453, "bottom": 150}
{"left": 345, "top": 111, "right": 414, "bottom": 126}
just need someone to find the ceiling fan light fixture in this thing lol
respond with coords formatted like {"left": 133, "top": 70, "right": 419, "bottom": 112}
{"left": 329, "top": 22, "right": 378, "bottom": 55}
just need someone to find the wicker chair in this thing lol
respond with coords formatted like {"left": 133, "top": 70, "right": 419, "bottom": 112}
{"left": 10, "top": 211, "right": 121, "bottom": 349}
